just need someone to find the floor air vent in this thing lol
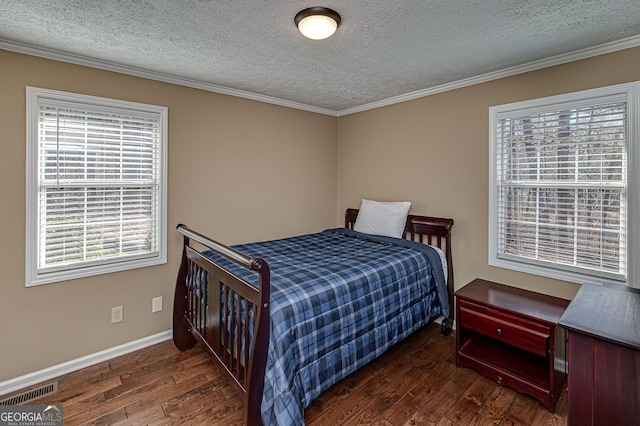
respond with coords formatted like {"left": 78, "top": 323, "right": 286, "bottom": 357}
{"left": 0, "top": 382, "right": 58, "bottom": 405}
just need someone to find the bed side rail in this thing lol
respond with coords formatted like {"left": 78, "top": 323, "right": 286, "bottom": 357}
{"left": 173, "top": 224, "right": 270, "bottom": 425}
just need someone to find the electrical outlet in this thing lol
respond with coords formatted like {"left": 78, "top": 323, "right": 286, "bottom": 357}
{"left": 111, "top": 306, "right": 123, "bottom": 323}
{"left": 152, "top": 296, "right": 163, "bottom": 313}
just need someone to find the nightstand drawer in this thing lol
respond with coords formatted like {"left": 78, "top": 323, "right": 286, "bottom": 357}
{"left": 458, "top": 351, "right": 550, "bottom": 403}
{"left": 459, "top": 300, "right": 550, "bottom": 357}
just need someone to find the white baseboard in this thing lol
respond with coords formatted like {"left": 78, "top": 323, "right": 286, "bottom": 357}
{"left": 555, "top": 357, "right": 568, "bottom": 375}
{"left": 0, "top": 330, "right": 172, "bottom": 397}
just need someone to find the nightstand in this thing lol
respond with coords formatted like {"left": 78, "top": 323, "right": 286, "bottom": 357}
{"left": 455, "top": 278, "right": 570, "bottom": 412}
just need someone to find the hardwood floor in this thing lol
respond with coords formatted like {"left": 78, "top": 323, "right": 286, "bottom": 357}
{"left": 5, "top": 323, "right": 567, "bottom": 425}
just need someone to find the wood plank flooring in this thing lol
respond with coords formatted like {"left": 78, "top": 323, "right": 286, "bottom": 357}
{"left": 5, "top": 323, "right": 567, "bottom": 425}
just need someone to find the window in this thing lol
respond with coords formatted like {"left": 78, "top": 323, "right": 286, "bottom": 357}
{"left": 489, "top": 82, "right": 639, "bottom": 286}
{"left": 26, "top": 87, "right": 167, "bottom": 286}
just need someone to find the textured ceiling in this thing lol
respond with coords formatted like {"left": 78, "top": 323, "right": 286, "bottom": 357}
{"left": 1, "top": 1, "right": 640, "bottom": 114}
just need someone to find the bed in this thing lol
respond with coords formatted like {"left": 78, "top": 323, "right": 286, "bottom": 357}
{"left": 172, "top": 208, "right": 454, "bottom": 425}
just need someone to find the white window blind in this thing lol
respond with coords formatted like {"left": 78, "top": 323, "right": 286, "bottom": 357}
{"left": 26, "top": 88, "right": 167, "bottom": 286}
{"left": 489, "top": 83, "right": 639, "bottom": 286}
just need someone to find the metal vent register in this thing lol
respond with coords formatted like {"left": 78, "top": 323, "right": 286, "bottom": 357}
{"left": 0, "top": 382, "right": 58, "bottom": 405}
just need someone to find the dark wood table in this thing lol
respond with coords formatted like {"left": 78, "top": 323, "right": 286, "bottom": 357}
{"left": 559, "top": 283, "right": 640, "bottom": 426}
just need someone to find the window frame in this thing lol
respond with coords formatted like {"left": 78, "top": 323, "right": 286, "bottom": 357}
{"left": 26, "top": 87, "right": 168, "bottom": 287}
{"left": 488, "top": 82, "right": 640, "bottom": 287}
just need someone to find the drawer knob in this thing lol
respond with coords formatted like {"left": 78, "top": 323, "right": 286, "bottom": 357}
{"left": 496, "top": 328, "right": 503, "bottom": 336}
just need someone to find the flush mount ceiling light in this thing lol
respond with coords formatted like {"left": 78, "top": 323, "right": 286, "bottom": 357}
{"left": 295, "top": 7, "right": 341, "bottom": 40}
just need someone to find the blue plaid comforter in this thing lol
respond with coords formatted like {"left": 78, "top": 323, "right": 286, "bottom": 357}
{"left": 203, "top": 228, "right": 449, "bottom": 425}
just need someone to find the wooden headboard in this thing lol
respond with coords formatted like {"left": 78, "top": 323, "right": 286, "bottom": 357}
{"left": 344, "top": 208, "right": 454, "bottom": 327}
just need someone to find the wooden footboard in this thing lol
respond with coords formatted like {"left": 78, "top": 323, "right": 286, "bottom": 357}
{"left": 173, "top": 225, "right": 270, "bottom": 426}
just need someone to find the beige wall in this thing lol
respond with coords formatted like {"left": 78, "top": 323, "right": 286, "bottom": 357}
{"left": 0, "top": 50, "right": 337, "bottom": 382}
{"left": 2, "top": 45, "right": 639, "bottom": 384}
{"left": 337, "top": 46, "right": 640, "bottom": 300}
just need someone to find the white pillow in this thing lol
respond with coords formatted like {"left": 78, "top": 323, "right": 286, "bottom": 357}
{"left": 353, "top": 199, "right": 411, "bottom": 238}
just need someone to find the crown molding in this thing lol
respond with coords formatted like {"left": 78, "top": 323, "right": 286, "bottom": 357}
{"left": 2, "top": 34, "right": 640, "bottom": 118}
{"left": 337, "top": 34, "right": 640, "bottom": 116}
{"left": 0, "top": 38, "right": 338, "bottom": 117}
